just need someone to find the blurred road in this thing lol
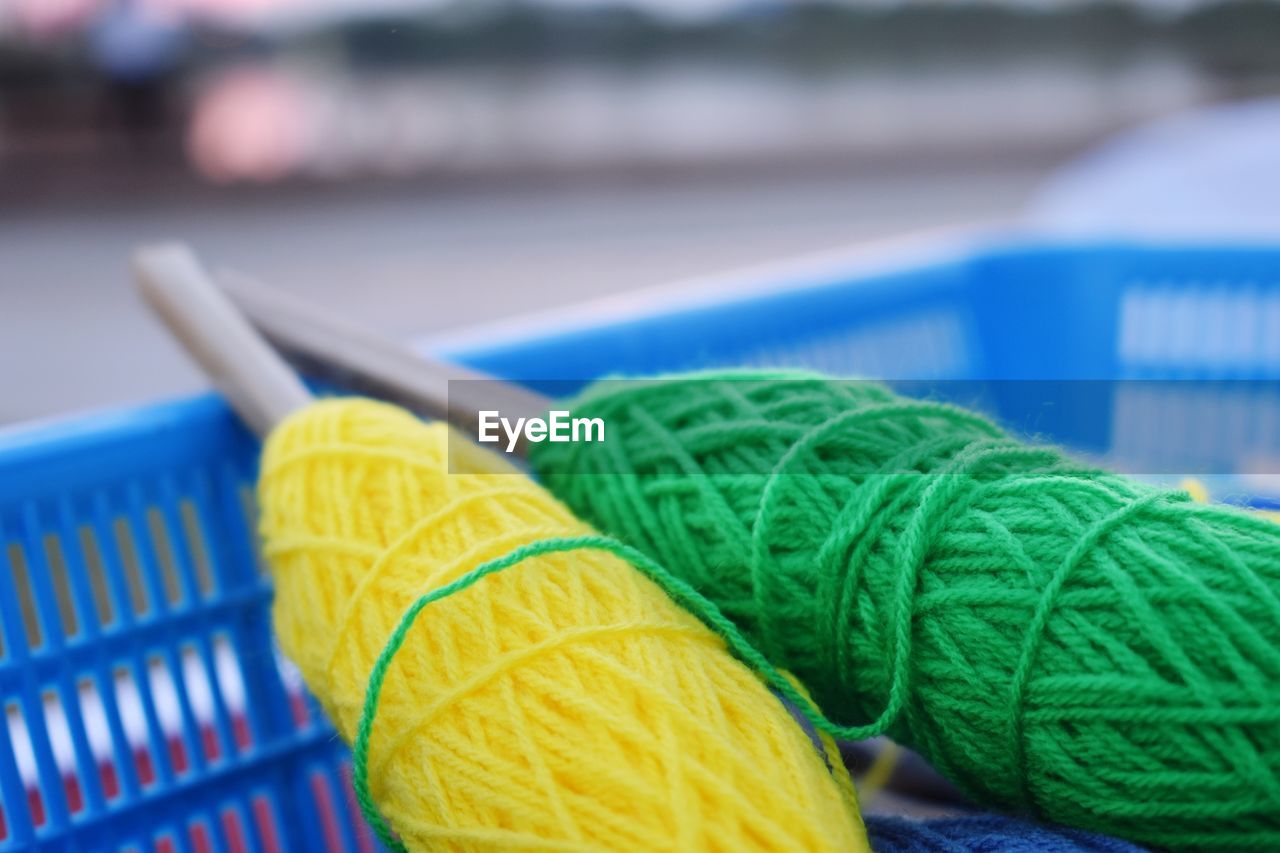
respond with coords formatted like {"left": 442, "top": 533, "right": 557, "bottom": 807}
{"left": 0, "top": 158, "right": 1051, "bottom": 426}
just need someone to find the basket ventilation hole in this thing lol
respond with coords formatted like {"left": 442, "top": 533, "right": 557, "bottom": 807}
{"left": 111, "top": 519, "right": 150, "bottom": 617}
{"left": 220, "top": 805, "right": 250, "bottom": 853}
{"left": 178, "top": 644, "right": 222, "bottom": 763}
{"left": 40, "top": 688, "right": 83, "bottom": 816}
{"left": 42, "top": 534, "right": 80, "bottom": 640}
{"left": 145, "top": 656, "right": 190, "bottom": 776}
{"left": 6, "top": 543, "right": 42, "bottom": 651}
{"left": 252, "top": 793, "right": 283, "bottom": 853}
{"left": 77, "top": 525, "right": 116, "bottom": 628}
{"left": 112, "top": 665, "right": 159, "bottom": 788}
{"left": 237, "top": 485, "right": 269, "bottom": 578}
{"left": 145, "top": 508, "right": 184, "bottom": 607}
{"left": 76, "top": 676, "right": 123, "bottom": 801}
{"left": 179, "top": 500, "right": 216, "bottom": 599}
{"left": 6, "top": 701, "right": 46, "bottom": 828}
{"left": 211, "top": 635, "right": 252, "bottom": 749}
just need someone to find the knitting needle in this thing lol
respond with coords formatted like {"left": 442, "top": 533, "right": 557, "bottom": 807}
{"left": 216, "top": 269, "right": 550, "bottom": 449}
{"left": 133, "top": 243, "right": 314, "bottom": 437}
{"left": 164, "top": 249, "right": 970, "bottom": 811}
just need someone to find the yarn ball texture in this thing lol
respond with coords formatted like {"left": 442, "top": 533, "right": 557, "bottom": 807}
{"left": 531, "top": 373, "right": 1280, "bottom": 850}
{"left": 258, "top": 397, "right": 869, "bottom": 852}
{"left": 864, "top": 814, "right": 1146, "bottom": 853}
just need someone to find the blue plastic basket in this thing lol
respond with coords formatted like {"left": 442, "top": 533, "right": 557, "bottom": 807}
{"left": 2, "top": 237, "right": 1278, "bottom": 850}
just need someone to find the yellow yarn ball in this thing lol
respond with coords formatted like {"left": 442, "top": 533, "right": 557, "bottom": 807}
{"left": 258, "top": 398, "right": 868, "bottom": 852}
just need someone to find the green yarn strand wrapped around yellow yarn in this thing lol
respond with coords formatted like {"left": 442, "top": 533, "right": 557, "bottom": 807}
{"left": 531, "top": 373, "right": 1280, "bottom": 850}
{"left": 259, "top": 398, "right": 869, "bottom": 852}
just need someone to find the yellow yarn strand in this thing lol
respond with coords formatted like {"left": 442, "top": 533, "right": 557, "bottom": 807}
{"left": 258, "top": 398, "right": 869, "bottom": 852}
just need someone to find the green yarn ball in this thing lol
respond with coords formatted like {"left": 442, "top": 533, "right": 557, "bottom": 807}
{"left": 530, "top": 373, "right": 1280, "bottom": 850}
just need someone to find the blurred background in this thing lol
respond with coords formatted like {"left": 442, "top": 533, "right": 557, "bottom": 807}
{"left": 2, "top": 0, "right": 1278, "bottom": 424}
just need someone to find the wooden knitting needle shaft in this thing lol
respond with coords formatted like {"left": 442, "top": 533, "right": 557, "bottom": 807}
{"left": 216, "top": 270, "right": 551, "bottom": 440}
{"left": 133, "top": 243, "right": 313, "bottom": 438}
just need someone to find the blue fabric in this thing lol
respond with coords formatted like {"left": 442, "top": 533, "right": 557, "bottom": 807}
{"left": 865, "top": 815, "right": 1147, "bottom": 853}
